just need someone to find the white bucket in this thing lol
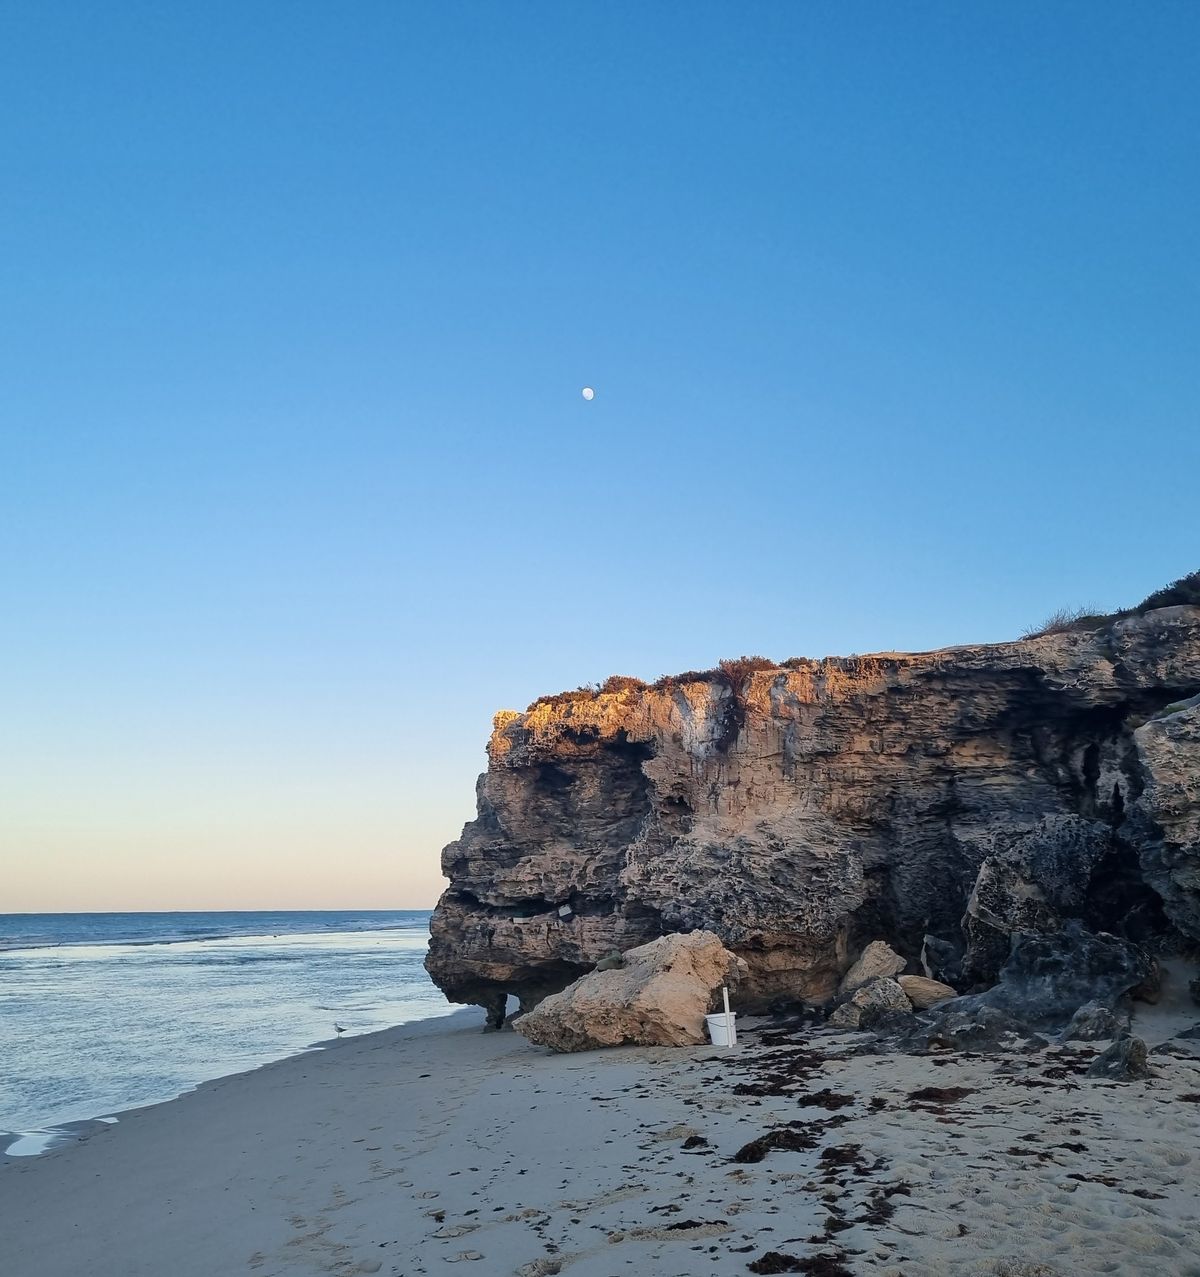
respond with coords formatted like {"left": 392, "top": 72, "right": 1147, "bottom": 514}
{"left": 705, "top": 1012, "right": 737, "bottom": 1046}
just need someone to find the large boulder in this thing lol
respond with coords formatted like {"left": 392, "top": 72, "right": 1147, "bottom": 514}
{"left": 972, "top": 923, "right": 1150, "bottom": 1027}
{"left": 960, "top": 816, "right": 1112, "bottom": 987}
{"left": 914, "top": 922, "right": 1151, "bottom": 1050}
{"left": 920, "top": 934, "right": 964, "bottom": 987}
{"left": 839, "top": 941, "right": 906, "bottom": 993}
{"left": 512, "top": 930, "right": 747, "bottom": 1052}
{"left": 829, "top": 977, "right": 913, "bottom": 1029}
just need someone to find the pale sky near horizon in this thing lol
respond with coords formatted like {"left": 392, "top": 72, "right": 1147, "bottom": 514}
{"left": 2, "top": 4, "right": 1197, "bottom": 912}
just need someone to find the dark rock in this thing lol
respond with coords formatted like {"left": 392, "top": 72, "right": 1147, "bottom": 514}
{"left": 972, "top": 922, "right": 1150, "bottom": 1030}
{"left": 909, "top": 1003, "right": 1045, "bottom": 1053}
{"left": 907, "top": 1085, "right": 974, "bottom": 1103}
{"left": 920, "top": 934, "right": 964, "bottom": 987}
{"left": 748, "top": 1253, "right": 852, "bottom": 1276}
{"left": 908, "top": 923, "right": 1147, "bottom": 1051}
{"left": 1063, "top": 1000, "right": 1128, "bottom": 1042}
{"left": 479, "top": 989, "right": 507, "bottom": 1031}
{"left": 858, "top": 1006, "right": 919, "bottom": 1035}
{"left": 1086, "top": 1033, "right": 1150, "bottom": 1080}
{"left": 1130, "top": 958, "right": 1163, "bottom": 1004}
{"left": 1190, "top": 976, "right": 1200, "bottom": 1007}
{"left": 961, "top": 816, "right": 1112, "bottom": 987}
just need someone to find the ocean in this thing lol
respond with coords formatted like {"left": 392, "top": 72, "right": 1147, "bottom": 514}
{"left": 0, "top": 910, "right": 446, "bottom": 1153}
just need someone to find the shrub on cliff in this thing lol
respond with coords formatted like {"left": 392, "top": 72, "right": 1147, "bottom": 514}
{"left": 599, "top": 674, "right": 648, "bottom": 696}
{"left": 651, "top": 668, "right": 724, "bottom": 692}
{"left": 527, "top": 685, "right": 599, "bottom": 711}
{"left": 651, "top": 657, "right": 781, "bottom": 694}
{"left": 717, "top": 655, "right": 778, "bottom": 689}
{"left": 1137, "top": 570, "right": 1200, "bottom": 612}
{"left": 1022, "top": 606, "right": 1108, "bottom": 639}
{"left": 527, "top": 674, "right": 649, "bottom": 712}
{"left": 1022, "top": 568, "right": 1200, "bottom": 640}
{"left": 781, "top": 656, "right": 817, "bottom": 670}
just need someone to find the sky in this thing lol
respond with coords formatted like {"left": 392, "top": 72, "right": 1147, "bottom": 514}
{"left": 1, "top": 3, "right": 1197, "bottom": 911}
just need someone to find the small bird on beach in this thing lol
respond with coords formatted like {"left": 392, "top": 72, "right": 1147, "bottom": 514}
{"left": 334, "top": 1023, "right": 346, "bottom": 1036}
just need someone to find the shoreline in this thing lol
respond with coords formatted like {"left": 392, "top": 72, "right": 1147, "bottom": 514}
{"left": 0, "top": 1007, "right": 479, "bottom": 1160}
{"left": 0, "top": 912, "right": 441, "bottom": 1152}
{"left": 3, "top": 991, "right": 1200, "bottom": 1276}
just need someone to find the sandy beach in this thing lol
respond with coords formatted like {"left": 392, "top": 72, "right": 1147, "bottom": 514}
{"left": 3, "top": 988, "right": 1200, "bottom": 1277}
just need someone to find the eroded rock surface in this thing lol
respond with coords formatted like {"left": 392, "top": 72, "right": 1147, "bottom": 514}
{"left": 1134, "top": 694, "right": 1200, "bottom": 941}
{"left": 427, "top": 605, "right": 1200, "bottom": 1017}
{"left": 511, "top": 930, "right": 746, "bottom": 1051}
{"left": 828, "top": 977, "right": 913, "bottom": 1029}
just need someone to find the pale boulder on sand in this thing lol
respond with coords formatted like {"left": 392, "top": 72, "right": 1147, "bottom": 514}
{"left": 839, "top": 939, "right": 907, "bottom": 992}
{"left": 513, "top": 930, "right": 747, "bottom": 1051}
{"left": 898, "top": 973, "right": 958, "bottom": 1008}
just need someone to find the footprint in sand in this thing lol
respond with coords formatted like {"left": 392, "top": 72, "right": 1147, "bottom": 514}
{"left": 514, "top": 1261, "right": 566, "bottom": 1277}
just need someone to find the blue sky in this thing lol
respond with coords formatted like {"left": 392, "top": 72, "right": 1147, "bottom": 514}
{"left": 2, "top": 3, "right": 1197, "bottom": 908}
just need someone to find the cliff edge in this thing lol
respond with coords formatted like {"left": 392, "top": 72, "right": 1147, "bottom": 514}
{"left": 426, "top": 593, "right": 1200, "bottom": 1027}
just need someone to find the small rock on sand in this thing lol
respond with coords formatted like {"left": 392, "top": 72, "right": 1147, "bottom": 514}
{"left": 897, "top": 974, "right": 957, "bottom": 1009}
{"left": 1086, "top": 1033, "right": 1150, "bottom": 1080}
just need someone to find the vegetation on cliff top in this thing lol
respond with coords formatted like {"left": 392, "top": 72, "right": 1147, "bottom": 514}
{"left": 526, "top": 570, "right": 1200, "bottom": 712}
{"left": 527, "top": 656, "right": 797, "bottom": 712}
{"left": 1023, "top": 569, "right": 1200, "bottom": 639}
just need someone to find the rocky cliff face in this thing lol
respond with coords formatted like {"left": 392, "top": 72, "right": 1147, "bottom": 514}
{"left": 426, "top": 606, "right": 1200, "bottom": 1025}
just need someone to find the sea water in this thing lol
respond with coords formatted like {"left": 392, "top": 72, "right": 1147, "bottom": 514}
{"left": 0, "top": 910, "right": 446, "bottom": 1151}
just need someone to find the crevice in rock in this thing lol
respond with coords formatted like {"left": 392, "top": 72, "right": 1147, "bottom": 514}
{"left": 514, "top": 960, "right": 593, "bottom": 1014}
{"left": 449, "top": 889, "right": 556, "bottom": 919}
{"left": 622, "top": 901, "right": 668, "bottom": 939}
{"left": 1110, "top": 782, "right": 1126, "bottom": 827}
{"left": 1080, "top": 742, "right": 1101, "bottom": 817}
{"left": 535, "top": 762, "right": 576, "bottom": 791}
{"left": 1081, "top": 836, "right": 1173, "bottom": 947}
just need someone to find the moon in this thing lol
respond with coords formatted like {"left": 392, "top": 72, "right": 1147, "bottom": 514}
{"left": 581, "top": 386, "right": 595, "bottom": 401}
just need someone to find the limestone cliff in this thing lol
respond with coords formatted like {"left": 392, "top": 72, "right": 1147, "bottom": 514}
{"left": 426, "top": 604, "right": 1200, "bottom": 1025}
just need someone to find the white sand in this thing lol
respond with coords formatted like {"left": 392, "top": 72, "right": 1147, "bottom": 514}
{"left": 2, "top": 995, "right": 1200, "bottom": 1277}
